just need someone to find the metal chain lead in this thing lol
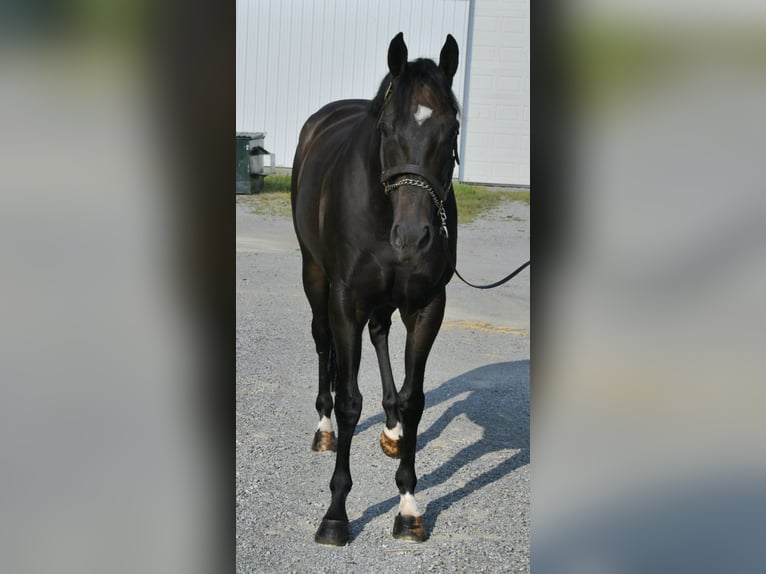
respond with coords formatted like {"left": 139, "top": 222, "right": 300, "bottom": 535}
{"left": 383, "top": 177, "right": 450, "bottom": 239}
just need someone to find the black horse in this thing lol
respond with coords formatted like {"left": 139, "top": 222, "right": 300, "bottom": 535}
{"left": 291, "top": 32, "right": 460, "bottom": 546}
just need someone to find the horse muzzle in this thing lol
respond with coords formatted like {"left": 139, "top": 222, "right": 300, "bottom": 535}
{"left": 390, "top": 221, "right": 434, "bottom": 261}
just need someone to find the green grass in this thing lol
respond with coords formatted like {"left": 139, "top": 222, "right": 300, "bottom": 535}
{"left": 262, "top": 174, "right": 292, "bottom": 193}
{"left": 236, "top": 174, "right": 529, "bottom": 222}
{"left": 453, "top": 183, "right": 529, "bottom": 223}
{"left": 236, "top": 175, "right": 293, "bottom": 217}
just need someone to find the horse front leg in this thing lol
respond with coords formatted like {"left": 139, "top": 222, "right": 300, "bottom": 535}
{"left": 392, "top": 290, "right": 446, "bottom": 542}
{"left": 368, "top": 307, "right": 402, "bottom": 458}
{"left": 314, "top": 287, "right": 365, "bottom": 546}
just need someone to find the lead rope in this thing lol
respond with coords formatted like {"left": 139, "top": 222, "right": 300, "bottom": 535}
{"left": 441, "top": 183, "right": 530, "bottom": 290}
{"left": 444, "top": 145, "right": 530, "bottom": 288}
{"left": 451, "top": 257, "right": 530, "bottom": 290}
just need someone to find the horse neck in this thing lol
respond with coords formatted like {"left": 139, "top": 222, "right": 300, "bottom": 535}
{"left": 346, "top": 112, "right": 383, "bottom": 196}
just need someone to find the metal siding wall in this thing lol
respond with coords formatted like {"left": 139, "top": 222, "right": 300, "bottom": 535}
{"left": 237, "top": 0, "right": 470, "bottom": 169}
{"left": 461, "top": 0, "right": 530, "bottom": 185}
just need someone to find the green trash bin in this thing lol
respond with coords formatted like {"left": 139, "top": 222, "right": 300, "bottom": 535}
{"left": 236, "top": 134, "right": 253, "bottom": 194}
{"left": 236, "top": 132, "right": 268, "bottom": 194}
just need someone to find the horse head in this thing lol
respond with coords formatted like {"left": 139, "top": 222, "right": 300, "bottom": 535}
{"left": 377, "top": 33, "right": 460, "bottom": 262}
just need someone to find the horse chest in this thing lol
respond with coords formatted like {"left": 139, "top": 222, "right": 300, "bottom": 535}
{"left": 389, "top": 266, "right": 442, "bottom": 311}
{"left": 340, "top": 257, "right": 439, "bottom": 313}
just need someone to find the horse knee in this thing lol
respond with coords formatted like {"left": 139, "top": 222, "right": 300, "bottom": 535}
{"left": 368, "top": 318, "right": 391, "bottom": 346}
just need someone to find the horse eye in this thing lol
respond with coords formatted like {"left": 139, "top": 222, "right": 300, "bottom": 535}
{"left": 379, "top": 123, "right": 391, "bottom": 137}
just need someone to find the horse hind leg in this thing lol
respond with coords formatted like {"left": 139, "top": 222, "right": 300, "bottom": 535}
{"left": 312, "top": 339, "right": 338, "bottom": 452}
{"left": 301, "top": 257, "right": 337, "bottom": 452}
{"left": 369, "top": 308, "right": 402, "bottom": 458}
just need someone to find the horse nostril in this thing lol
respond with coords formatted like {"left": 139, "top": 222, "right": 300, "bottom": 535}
{"left": 390, "top": 224, "right": 432, "bottom": 255}
{"left": 390, "top": 224, "right": 403, "bottom": 249}
{"left": 417, "top": 225, "right": 432, "bottom": 251}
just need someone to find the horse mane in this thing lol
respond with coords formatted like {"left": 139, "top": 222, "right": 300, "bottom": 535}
{"left": 368, "top": 59, "right": 461, "bottom": 119}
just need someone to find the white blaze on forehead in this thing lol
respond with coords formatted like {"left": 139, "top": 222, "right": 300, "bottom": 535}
{"left": 317, "top": 416, "right": 333, "bottom": 432}
{"left": 413, "top": 104, "right": 433, "bottom": 126}
{"left": 399, "top": 492, "right": 422, "bottom": 517}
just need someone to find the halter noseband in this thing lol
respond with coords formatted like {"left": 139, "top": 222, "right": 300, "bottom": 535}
{"left": 381, "top": 164, "right": 452, "bottom": 239}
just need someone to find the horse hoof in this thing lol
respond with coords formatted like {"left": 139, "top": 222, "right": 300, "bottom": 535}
{"left": 311, "top": 430, "right": 336, "bottom": 452}
{"left": 392, "top": 513, "right": 427, "bottom": 542}
{"left": 379, "top": 431, "right": 401, "bottom": 458}
{"left": 314, "top": 519, "right": 349, "bottom": 546}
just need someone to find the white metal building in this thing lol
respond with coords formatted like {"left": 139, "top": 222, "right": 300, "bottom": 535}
{"left": 236, "top": 0, "right": 529, "bottom": 186}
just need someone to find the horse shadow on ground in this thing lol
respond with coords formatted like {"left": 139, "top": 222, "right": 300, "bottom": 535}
{"left": 351, "top": 360, "right": 530, "bottom": 539}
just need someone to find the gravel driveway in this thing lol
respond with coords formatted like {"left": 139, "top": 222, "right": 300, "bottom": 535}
{"left": 236, "top": 198, "right": 530, "bottom": 573}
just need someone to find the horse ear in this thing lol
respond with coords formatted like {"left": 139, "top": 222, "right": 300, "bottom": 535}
{"left": 388, "top": 32, "right": 408, "bottom": 78}
{"left": 439, "top": 34, "right": 459, "bottom": 86}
